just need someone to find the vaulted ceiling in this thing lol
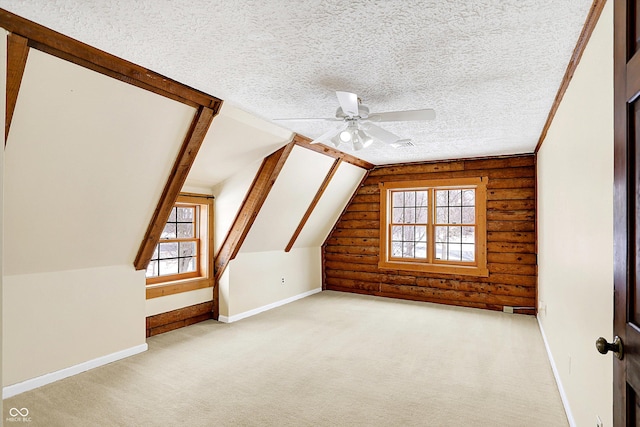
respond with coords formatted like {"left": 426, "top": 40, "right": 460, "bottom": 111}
{"left": 3, "top": 0, "right": 593, "bottom": 165}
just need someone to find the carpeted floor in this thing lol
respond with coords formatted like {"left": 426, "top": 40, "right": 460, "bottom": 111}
{"left": 3, "top": 291, "right": 568, "bottom": 426}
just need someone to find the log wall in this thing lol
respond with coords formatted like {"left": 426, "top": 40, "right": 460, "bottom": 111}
{"left": 323, "top": 155, "right": 537, "bottom": 315}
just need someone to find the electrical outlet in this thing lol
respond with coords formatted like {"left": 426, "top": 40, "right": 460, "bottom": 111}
{"left": 596, "top": 415, "right": 603, "bottom": 427}
{"left": 538, "top": 301, "right": 546, "bottom": 316}
{"left": 281, "top": 277, "right": 285, "bottom": 285}
{"left": 503, "top": 306, "right": 514, "bottom": 314}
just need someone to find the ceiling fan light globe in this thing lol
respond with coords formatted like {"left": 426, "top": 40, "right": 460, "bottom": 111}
{"left": 352, "top": 139, "right": 364, "bottom": 151}
{"left": 339, "top": 130, "right": 352, "bottom": 142}
{"left": 356, "top": 129, "right": 373, "bottom": 148}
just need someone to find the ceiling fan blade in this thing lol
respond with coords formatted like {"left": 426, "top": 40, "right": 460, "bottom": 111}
{"left": 367, "top": 109, "right": 436, "bottom": 122}
{"left": 311, "top": 123, "right": 348, "bottom": 144}
{"left": 273, "top": 117, "right": 341, "bottom": 122}
{"left": 336, "top": 91, "right": 360, "bottom": 117}
{"left": 360, "top": 122, "right": 404, "bottom": 145}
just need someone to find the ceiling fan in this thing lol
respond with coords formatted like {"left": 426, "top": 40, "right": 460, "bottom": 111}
{"left": 275, "top": 91, "right": 436, "bottom": 151}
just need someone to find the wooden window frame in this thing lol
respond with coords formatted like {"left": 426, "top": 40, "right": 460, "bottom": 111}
{"left": 379, "top": 177, "right": 488, "bottom": 277}
{"left": 146, "top": 194, "right": 214, "bottom": 299}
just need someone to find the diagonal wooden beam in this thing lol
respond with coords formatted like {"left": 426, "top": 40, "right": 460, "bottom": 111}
{"left": 214, "top": 142, "right": 295, "bottom": 280}
{"left": 293, "top": 134, "right": 374, "bottom": 170}
{"left": 134, "top": 105, "right": 219, "bottom": 271}
{"left": 285, "top": 157, "right": 342, "bottom": 252}
{"left": 0, "top": 8, "right": 221, "bottom": 109}
{"left": 5, "top": 32, "right": 29, "bottom": 143}
{"left": 534, "top": 0, "right": 606, "bottom": 153}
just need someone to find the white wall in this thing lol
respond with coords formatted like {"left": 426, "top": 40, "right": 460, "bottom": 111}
{"left": 3, "top": 49, "right": 195, "bottom": 386}
{"left": 226, "top": 247, "right": 321, "bottom": 318}
{"left": 537, "top": 2, "right": 613, "bottom": 426}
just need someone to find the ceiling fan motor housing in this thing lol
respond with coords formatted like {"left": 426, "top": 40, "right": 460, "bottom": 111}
{"left": 335, "top": 105, "right": 370, "bottom": 120}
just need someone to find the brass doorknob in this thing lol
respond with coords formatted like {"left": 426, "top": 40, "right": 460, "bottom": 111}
{"left": 596, "top": 336, "right": 624, "bottom": 360}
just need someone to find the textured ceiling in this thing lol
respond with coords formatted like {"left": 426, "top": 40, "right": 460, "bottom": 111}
{"left": 2, "top": 1, "right": 593, "bottom": 165}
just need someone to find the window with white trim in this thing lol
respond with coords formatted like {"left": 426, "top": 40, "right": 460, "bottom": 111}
{"left": 379, "top": 177, "right": 488, "bottom": 276}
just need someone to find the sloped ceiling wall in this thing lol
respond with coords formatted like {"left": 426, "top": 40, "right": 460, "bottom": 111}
{"left": 5, "top": 49, "right": 196, "bottom": 275}
{"left": 293, "top": 162, "right": 367, "bottom": 249}
{"left": 240, "top": 145, "right": 335, "bottom": 253}
{"left": 185, "top": 103, "right": 292, "bottom": 190}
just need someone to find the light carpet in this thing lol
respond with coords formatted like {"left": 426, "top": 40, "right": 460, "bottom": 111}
{"left": 3, "top": 291, "right": 568, "bottom": 426}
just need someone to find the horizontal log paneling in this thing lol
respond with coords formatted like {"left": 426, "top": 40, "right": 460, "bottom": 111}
{"left": 146, "top": 301, "right": 213, "bottom": 337}
{"left": 323, "top": 155, "right": 537, "bottom": 314}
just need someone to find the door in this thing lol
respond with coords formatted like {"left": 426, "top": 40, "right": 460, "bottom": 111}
{"left": 614, "top": 1, "right": 640, "bottom": 425}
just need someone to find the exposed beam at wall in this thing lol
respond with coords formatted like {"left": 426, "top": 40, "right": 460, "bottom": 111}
{"left": 214, "top": 142, "right": 295, "bottom": 280}
{"left": 285, "top": 158, "right": 342, "bottom": 252}
{"left": 293, "top": 134, "right": 375, "bottom": 170}
{"left": 0, "top": 8, "right": 221, "bottom": 109}
{"left": 135, "top": 106, "right": 218, "bottom": 271}
{"left": 5, "top": 32, "right": 28, "bottom": 143}
{"left": 535, "top": 0, "right": 606, "bottom": 153}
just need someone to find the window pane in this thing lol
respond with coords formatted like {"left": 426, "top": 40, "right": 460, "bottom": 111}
{"left": 449, "top": 207, "right": 462, "bottom": 224}
{"left": 161, "top": 223, "right": 176, "bottom": 239}
{"left": 177, "top": 223, "right": 194, "bottom": 238}
{"left": 159, "top": 242, "right": 178, "bottom": 259}
{"left": 403, "top": 242, "right": 415, "bottom": 258}
{"left": 436, "top": 190, "right": 447, "bottom": 207}
{"left": 415, "top": 226, "right": 427, "bottom": 242}
{"left": 462, "top": 189, "right": 475, "bottom": 206}
{"left": 435, "top": 226, "right": 447, "bottom": 243}
{"left": 159, "top": 258, "right": 178, "bottom": 275}
{"left": 167, "top": 207, "right": 176, "bottom": 222}
{"left": 146, "top": 260, "right": 158, "bottom": 277}
{"left": 392, "top": 242, "right": 402, "bottom": 257}
{"left": 449, "top": 190, "right": 462, "bottom": 206}
{"left": 392, "top": 192, "right": 404, "bottom": 207}
{"left": 448, "top": 226, "right": 462, "bottom": 243}
{"left": 403, "top": 226, "right": 415, "bottom": 241}
{"left": 179, "top": 241, "right": 197, "bottom": 257}
{"left": 436, "top": 207, "right": 448, "bottom": 224}
{"left": 151, "top": 245, "right": 158, "bottom": 259}
{"left": 415, "top": 191, "right": 428, "bottom": 207}
{"left": 415, "top": 243, "right": 427, "bottom": 259}
{"left": 416, "top": 207, "right": 428, "bottom": 223}
{"left": 462, "top": 207, "right": 475, "bottom": 224}
{"left": 448, "top": 244, "right": 462, "bottom": 261}
{"left": 435, "top": 243, "right": 445, "bottom": 260}
{"left": 392, "top": 208, "right": 404, "bottom": 223}
{"left": 462, "top": 227, "right": 475, "bottom": 243}
{"left": 461, "top": 244, "right": 475, "bottom": 261}
{"left": 392, "top": 226, "right": 403, "bottom": 241}
{"left": 404, "top": 207, "right": 415, "bottom": 224}
{"left": 405, "top": 191, "right": 415, "bottom": 207}
{"left": 177, "top": 207, "right": 194, "bottom": 221}
{"left": 178, "top": 257, "right": 196, "bottom": 273}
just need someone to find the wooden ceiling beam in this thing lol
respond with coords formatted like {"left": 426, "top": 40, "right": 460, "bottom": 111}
{"left": 214, "top": 142, "right": 295, "bottom": 280}
{"left": 534, "top": 0, "right": 606, "bottom": 153}
{"left": 5, "top": 32, "right": 29, "bottom": 143}
{"left": 135, "top": 106, "right": 218, "bottom": 271}
{"left": 293, "top": 134, "right": 375, "bottom": 170}
{"left": 0, "top": 8, "right": 221, "bottom": 109}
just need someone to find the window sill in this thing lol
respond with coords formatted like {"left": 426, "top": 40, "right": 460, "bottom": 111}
{"left": 145, "top": 276, "right": 213, "bottom": 299}
{"left": 378, "top": 260, "right": 489, "bottom": 277}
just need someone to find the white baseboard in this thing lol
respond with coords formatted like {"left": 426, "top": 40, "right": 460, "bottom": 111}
{"left": 2, "top": 343, "right": 148, "bottom": 399}
{"left": 218, "top": 288, "right": 322, "bottom": 323}
{"left": 537, "top": 317, "right": 575, "bottom": 427}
